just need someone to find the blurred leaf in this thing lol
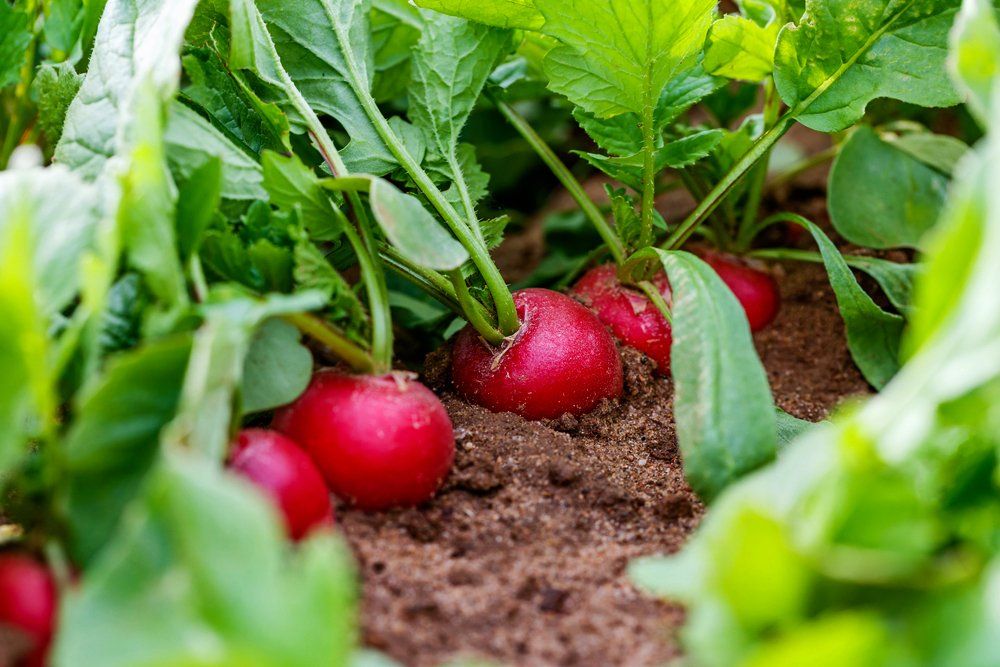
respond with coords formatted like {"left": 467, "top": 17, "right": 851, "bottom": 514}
{"left": 177, "top": 158, "right": 224, "bottom": 261}
{"left": 44, "top": 0, "right": 85, "bottom": 55}
{"left": 844, "top": 255, "right": 919, "bottom": 316}
{"left": 97, "top": 274, "right": 150, "bottom": 356}
{"left": 890, "top": 130, "right": 969, "bottom": 175}
{"left": 414, "top": 0, "right": 544, "bottom": 30}
{"left": 829, "top": 126, "right": 949, "bottom": 249}
{"left": 741, "top": 613, "right": 888, "bottom": 667}
{"left": 63, "top": 335, "right": 193, "bottom": 565}
{"left": 0, "top": 2, "right": 31, "bottom": 89}
{"left": 370, "top": 0, "right": 423, "bottom": 101}
{"left": 369, "top": 179, "right": 470, "bottom": 271}
{"left": 240, "top": 318, "right": 313, "bottom": 413}
{"left": 949, "top": 0, "right": 1000, "bottom": 128}
{"left": 55, "top": 0, "right": 201, "bottom": 178}
{"left": 776, "top": 409, "right": 814, "bottom": 451}
{"left": 54, "top": 453, "right": 358, "bottom": 667}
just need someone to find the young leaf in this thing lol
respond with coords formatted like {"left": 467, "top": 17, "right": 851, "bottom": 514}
{"left": 774, "top": 0, "right": 963, "bottom": 133}
{"left": 949, "top": 0, "right": 1000, "bottom": 127}
{"left": 62, "top": 335, "right": 193, "bottom": 564}
{"left": 55, "top": 0, "right": 201, "bottom": 178}
{"left": 262, "top": 151, "right": 345, "bottom": 241}
{"left": 536, "top": 0, "right": 716, "bottom": 119}
{"left": 34, "top": 62, "right": 84, "bottom": 149}
{"left": 176, "top": 158, "right": 224, "bottom": 261}
{"left": 829, "top": 125, "right": 949, "bottom": 249}
{"left": 704, "top": 15, "right": 778, "bottom": 82}
{"left": 0, "top": 2, "right": 31, "bottom": 89}
{"left": 241, "top": 318, "right": 313, "bottom": 413}
{"left": 292, "top": 235, "right": 369, "bottom": 340}
{"left": 630, "top": 249, "right": 777, "bottom": 501}
{"left": 409, "top": 11, "right": 510, "bottom": 222}
{"left": 54, "top": 452, "right": 359, "bottom": 667}
{"left": 165, "top": 102, "right": 267, "bottom": 201}
{"left": 413, "top": 0, "right": 544, "bottom": 30}
{"left": 369, "top": 179, "right": 470, "bottom": 270}
{"left": 578, "top": 129, "right": 725, "bottom": 190}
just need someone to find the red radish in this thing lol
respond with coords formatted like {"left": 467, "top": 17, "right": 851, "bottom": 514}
{"left": 572, "top": 264, "right": 673, "bottom": 373}
{"left": 0, "top": 553, "right": 57, "bottom": 667}
{"left": 451, "top": 288, "right": 623, "bottom": 420}
{"left": 273, "top": 372, "right": 455, "bottom": 511}
{"left": 699, "top": 250, "right": 781, "bottom": 332}
{"left": 229, "top": 429, "right": 334, "bottom": 540}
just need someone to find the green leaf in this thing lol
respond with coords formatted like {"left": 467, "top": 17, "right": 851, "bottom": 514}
{"left": 62, "top": 335, "right": 193, "bottom": 565}
{"left": 241, "top": 318, "right": 314, "bottom": 413}
{"left": 161, "top": 290, "right": 326, "bottom": 461}
{"left": 54, "top": 452, "right": 358, "bottom": 667}
{"left": 97, "top": 274, "right": 149, "bottom": 356}
{"left": 537, "top": 0, "right": 716, "bottom": 118}
{"left": 775, "top": 409, "right": 815, "bottom": 450}
{"left": 0, "top": 2, "right": 31, "bottom": 89}
{"left": 243, "top": 0, "right": 396, "bottom": 174}
{"left": 949, "top": 0, "right": 1000, "bottom": 127}
{"left": 176, "top": 158, "right": 223, "bottom": 261}
{"left": 829, "top": 125, "right": 949, "bottom": 249}
{"left": 413, "top": 0, "right": 544, "bottom": 30}
{"left": 43, "top": 0, "right": 85, "bottom": 56}
{"left": 577, "top": 129, "right": 725, "bottom": 190}
{"left": 119, "top": 82, "right": 187, "bottom": 310}
{"left": 371, "top": 0, "right": 423, "bottom": 101}
{"left": 34, "top": 62, "right": 83, "bottom": 149}
{"left": 704, "top": 15, "right": 778, "bottom": 82}
{"left": 0, "top": 164, "right": 100, "bottom": 315}
{"left": 845, "top": 255, "right": 920, "bottom": 315}
{"left": 55, "top": 0, "right": 201, "bottom": 178}
{"left": 774, "top": 0, "right": 963, "bottom": 133}
{"left": 890, "top": 130, "right": 969, "bottom": 175}
{"left": 262, "top": 152, "right": 345, "bottom": 241}
{"left": 166, "top": 102, "right": 267, "bottom": 201}
{"left": 181, "top": 46, "right": 291, "bottom": 155}
{"left": 794, "top": 218, "right": 906, "bottom": 389}
{"left": 635, "top": 249, "right": 777, "bottom": 501}
{"left": 409, "top": 11, "right": 510, "bottom": 221}
{"left": 369, "top": 178, "right": 470, "bottom": 270}
{"left": 292, "top": 236, "right": 369, "bottom": 342}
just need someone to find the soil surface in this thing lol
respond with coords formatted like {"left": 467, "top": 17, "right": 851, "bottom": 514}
{"left": 339, "top": 216, "right": 873, "bottom": 666}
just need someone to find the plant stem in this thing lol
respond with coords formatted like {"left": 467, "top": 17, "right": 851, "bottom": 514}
{"left": 639, "top": 86, "right": 658, "bottom": 250}
{"left": 332, "top": 29, "right": 520, "bottom": 336}
{"left": 736, "top": 79, "right": 784, "bottom": 250}
{"left": 638, "top": 280, "right": 672, "bottom": 325}
{"left": 379, "top": 245, "right": 462, "bottom": 311}
{"left": 285, "top": 312, "right": 376, "bottom": 374}
{"left": 341, "top": 215, "right": 393, "bottom": 373}
{"left": 449, "top": 270, "right": 506, "bottom": 345}
{"left": 662, "top": 112, "right": 795, "bottom": 250}
{"left": 490, "top": 93, "right": 626, "bottom": 264}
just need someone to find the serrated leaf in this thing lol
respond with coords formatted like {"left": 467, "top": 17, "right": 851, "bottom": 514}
{"left": 166, "top": 102, "right": 267, "bottom": 201}
{"left": 949, "top": 0, "right": 1000, "bottom": 127}
{"left": 829, "top": 125, "right": 949, "bottom": 249}
{"left": 774, "top": 0, "right": 963, "bottom": 133}
{"left": 369, "top": 179, "right": 470, "bottom": 270}
{"left": 704, "top": 15, "right": 778, "bottom": 82}
{"left": 241, "top": 318, "right": 314, "bottom": 413}
{"left": 55, "top": 0, "right": 201, "bottom": 178}
{"left": 292, "top": 234, "right": 369, "bottom": 340}
{"left": 34, "top": 62, "right": 83, "bottom": 150}
{"left": 642, "top": 249, "right": 777, "bottom": 500}
{"left": 413, "top": 0, "right": 544, "bottom": 30}
{"left": 537, "top": 0, "right": 716, "bottom": 119}
{"left": 578, "top": 129, "right": 725, "bottom": 190}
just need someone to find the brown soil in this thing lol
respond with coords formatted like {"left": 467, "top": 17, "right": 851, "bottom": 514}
{"left": 339, "top": 221, "right": 872, "bottom": 665}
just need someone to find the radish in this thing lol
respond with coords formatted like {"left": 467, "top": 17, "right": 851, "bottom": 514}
{"left": 273, "top": 371, "right": 455, "bottom": 511}
{"left": 451, "top": 288, "right": 623, "bottom": 420}
{"left": 572, "top": 264, "right": 673, "bottom": 373}
{"left": 0, "top": 553, "right": 56, "bottom": 667}
{"left": 699, "top": 250, "right": 781, "bottom": 332}
{"left": 229, "top": 429, "right": 334, "bottom": 540}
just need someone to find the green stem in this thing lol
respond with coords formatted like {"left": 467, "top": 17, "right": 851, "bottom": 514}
{"left": 639, "top": 86, "right": 658, "bottom": 250}
{"left": 379, "top": 245, "right": 462, "bottom": 311}
{"left": 341, "top": 216, "right": 393, "bottom": 373}
{"left": 736, "top": 79, "right": 784, "bottom": 250}
{"left": 490, "top": 93, "right": 625, "bottom": 264}
{"left": 638, "top": 280, "right": 672, "bottom": 325}
{"left": 662, "top": 113, "right": 796, "bottom": 250}
{"left": 449, "top": 270, "right": 505, "bottom": 345}
{"left": 285, "top": 312, "right": 375, "bottom": 374}
{"left": 330, "top": 26, "right": 519, "bottom": 336}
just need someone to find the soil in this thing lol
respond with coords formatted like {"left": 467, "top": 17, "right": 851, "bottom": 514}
{"left": 339, "top": 182, "right": 873, "bottom": 666}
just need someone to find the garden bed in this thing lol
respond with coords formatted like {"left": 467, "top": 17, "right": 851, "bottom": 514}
{"left": 340, "top": 198, "right": 871, "bottom": 666}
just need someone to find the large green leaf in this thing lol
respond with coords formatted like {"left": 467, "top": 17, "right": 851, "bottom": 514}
{"left": 55, "top": 0, "right": 201, "bottom": 178}
{"left": 369, "top": 179, "right": 470, "bottom": 270}
{"left": 414, "top": 0, "right": 543, "bottom": 29}
{"left": 628, "top": 249, "right": 777, "bottom": 501}
{"left": 829, "top": 125, "right": 950, "bottom": 249}
{"left": 62, "top": 335, "right": 193, "bottom": 565}
{"left": 774, "top": 0, "right": 962, "bottom": 133}
{"left": 54, "top": 453, "right": 358, "bottom": 667}
{"left": 704, "top": 15, "right": 778, "bottom": 82}
{"left": 536, "top": 0, "right": 716, "bottom": 118}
